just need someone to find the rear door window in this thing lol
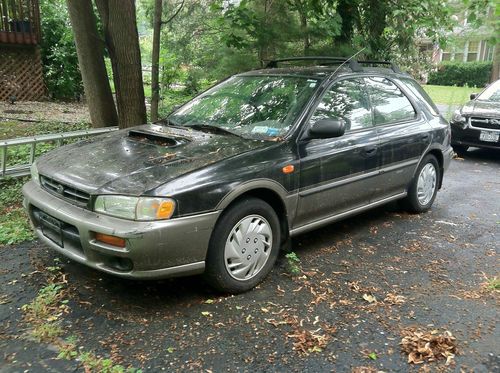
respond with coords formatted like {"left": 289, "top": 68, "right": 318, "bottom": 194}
{"left": 365, "top": 77, "right": 416, "bottom": 125}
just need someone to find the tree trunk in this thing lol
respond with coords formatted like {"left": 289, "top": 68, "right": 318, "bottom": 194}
{"left": 299, "top": 10, "right": 310, "bottom": 55}
{"left": 150, "top": 0, "right": 163, "bottom": 122}
{"left": 95, "top": 0, "right": 147, "bottom": 129}
{"left": 365, "top": 0, "right": 387, "bottom": 59}
{"left": 336, "top": 0, "right": 358, "bottom": 45}
{"left": 491, "top": 43, "right": 499, "bottom": 83}
{"left": 66, "top": 0, "right": 118, "bottom": 128}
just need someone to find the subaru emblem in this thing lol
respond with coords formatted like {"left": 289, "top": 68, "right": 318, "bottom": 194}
{"left": 56, "top": 184, "right": 64, "bottom": 194}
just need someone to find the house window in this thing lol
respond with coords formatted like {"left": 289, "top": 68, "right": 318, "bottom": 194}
{"left": 467, "top": 41, "right": 479, "bottom": 61}
{"left": 442, "top": 52, "right": 452, "bottom": 61}
{"left": 484, "top": 43, "right": 495, "bottom": 61}
{"left": 441, "top": 42, "right": 466, "bottom": 62}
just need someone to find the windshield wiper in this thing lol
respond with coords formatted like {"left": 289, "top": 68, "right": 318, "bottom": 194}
{"left": 161, "top": 118, "right": 184, "bottom": 128}
{"left": 187, "top": 124, "right": 243, "bottom": 138}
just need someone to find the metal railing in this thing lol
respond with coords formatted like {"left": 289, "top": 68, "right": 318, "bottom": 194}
{"left": 0, "top": 126, "right": 118, "bottom": 180}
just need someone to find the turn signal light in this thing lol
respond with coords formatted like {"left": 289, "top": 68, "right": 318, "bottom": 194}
{"left": 282, "top": 164, "right": 295, "bottom": 174}
{"left": 156, "top": 200, "right": 176, "bottom": 219}
{"left": 95, "top": 233, "right": 126, "bottom": 248}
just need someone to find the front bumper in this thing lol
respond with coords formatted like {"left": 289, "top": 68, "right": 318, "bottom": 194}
{"left": 22, "top": 181, "right": 221, "bottom": 279}
{"left": 451, "top": 123, "right": 500, "bottom": 150}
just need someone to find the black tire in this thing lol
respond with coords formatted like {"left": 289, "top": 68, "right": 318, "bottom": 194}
{"left": 452, "top": 144, "right": 468, "bottom": 157}
{"left": 401, "top": 154, "right": 440, "bottom": 213}
{"left": 204, "top": 197, "right": 281, "bottom": 293}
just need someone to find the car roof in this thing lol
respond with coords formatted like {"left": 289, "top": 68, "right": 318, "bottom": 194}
{"left": 238, "top": 66, "right": 410, "bottom": 81}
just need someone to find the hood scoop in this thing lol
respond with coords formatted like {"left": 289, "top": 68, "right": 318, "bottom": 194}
{"left": 128, "top": 129, "right": 189, "bottom": 147}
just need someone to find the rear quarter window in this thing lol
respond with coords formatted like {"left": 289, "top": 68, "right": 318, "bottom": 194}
{"left": 399, "top": 78, "right": 440, "bottom": 116}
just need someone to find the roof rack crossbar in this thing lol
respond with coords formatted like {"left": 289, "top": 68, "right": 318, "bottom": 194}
{"left": 358, "top": 60, "right": 401, "bottom": 73}
{"left": 266, "top": 56, "right": 363, "bottom": 72}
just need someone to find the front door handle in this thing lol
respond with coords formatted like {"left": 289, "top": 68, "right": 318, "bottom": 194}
{"left": 364, "top": 145, "right": 377, "bottom": 156}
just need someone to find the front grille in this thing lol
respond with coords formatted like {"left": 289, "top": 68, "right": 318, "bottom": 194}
{"left": 40, "top": 176, "right": 91, "bottom": 207}
{"left": 470, "top": 117, "right": 500, "bottom": 130}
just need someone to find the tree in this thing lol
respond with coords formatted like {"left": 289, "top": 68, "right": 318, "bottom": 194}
{"left": 150, "top": 0, "right": 163, "bottom": 122}
{"left": 96, "top": 0, "right": 147, "bottom": 128}
{"left": 66, "top": 0, "right": 118, "bottom": 128}
{"left": 40, "top": 0, "right": 82, "bottom": 100}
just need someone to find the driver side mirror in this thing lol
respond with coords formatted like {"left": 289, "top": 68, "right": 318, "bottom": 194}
{"left": 470, "top": 93, "right": 477, "bottom": 100}
{"left": 307, "top": 118, "right": 346, "bottom": 139}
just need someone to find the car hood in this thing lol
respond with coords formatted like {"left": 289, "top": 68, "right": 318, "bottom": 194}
{"left": 461, "top": 100, "right": 500, "bottom": 117}
{"left": 37, "top": 124, "right": 267, "bottom": 195}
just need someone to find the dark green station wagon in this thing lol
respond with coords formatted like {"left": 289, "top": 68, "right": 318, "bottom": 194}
{"left": 23, "top": 57, "right": 453, "bottom": 293}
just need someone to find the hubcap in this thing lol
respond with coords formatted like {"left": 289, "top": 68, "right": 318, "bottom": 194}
{"left": 417, "top": 163, "right": 437, "bottom": 206}
{"left": 224, "top": 214, "right": 273, "bottom": 281}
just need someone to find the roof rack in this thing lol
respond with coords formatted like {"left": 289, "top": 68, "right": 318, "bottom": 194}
{"left": 357, "top": 60, "right": 401, "bottom": 73}
{"left": 265, "top": 56, "right": 363, "bottom": 72}
{"left": 265, "top": 56, "right": 402, "bottom": 74}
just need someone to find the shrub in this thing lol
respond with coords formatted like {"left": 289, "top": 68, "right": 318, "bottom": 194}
{"left": 40, "top": 0, "right": 83, "bottom": 100}
{"left": 428, "top": 61, "right": 492, "bottom": 88}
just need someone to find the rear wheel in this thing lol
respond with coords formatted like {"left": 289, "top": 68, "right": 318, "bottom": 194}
{"left": 204, "top": 197, "right": 281, "bottom": 293}
{"left": 402, "top": 154, "right": 440, "bottom": 213}
{"left": 452, "top": 144, "right": 468, "bottom": 157}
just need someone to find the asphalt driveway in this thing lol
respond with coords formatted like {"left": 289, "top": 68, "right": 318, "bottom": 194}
{"left": 1, "top": 148, "right": 499, "bottom": 372}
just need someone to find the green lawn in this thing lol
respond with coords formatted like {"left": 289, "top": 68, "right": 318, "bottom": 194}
{"left": 423, "top": 85, "right": 478, "bottom": 106}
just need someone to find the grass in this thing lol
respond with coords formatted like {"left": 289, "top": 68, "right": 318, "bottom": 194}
{"left": 423, "top": 85, "right": 479, "bottom": 106}
{"left": 0, "top": 120, "right": 90, "bottom": 141}
{"left": 21, "top": 279, "right": 67, "bottom": 342}
{"left": 0, "top": 120, "right": 91, "bottom": 246}
{"left": 0, "top": 177, "right": 34, "bottom": 245}
{"left": 22, "top": 262, "right": 142, "bottom": 372}
{"left": 484, "top": 276, "right": 500, "bottom": 291}
{"left": 285, "top": 252, "right": 302, "bottom": 275}
{"left": 423, "top": 85, "right": 479, "bottom": 119}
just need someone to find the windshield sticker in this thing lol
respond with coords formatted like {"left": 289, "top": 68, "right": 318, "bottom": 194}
{"left": 307, "top": 79, "right": 317, "bottom": 88}
{"left": 266, "top": 128, "right": 280, "bottom": 136}
{"left": 252, "top": 126, "right": 269, "bottom": 134}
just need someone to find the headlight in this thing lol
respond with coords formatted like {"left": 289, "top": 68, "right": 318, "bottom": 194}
{"left": 94, "top": 195, "right": 176, "bottom": 221}
{"left": 30, "top": 162, "right": 39, "bottom": 184}
{"left": 451, "top": 110, "right": 467, "bottom": 126}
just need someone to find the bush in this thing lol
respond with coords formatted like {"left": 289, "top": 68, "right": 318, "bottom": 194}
{"left": 40, "top": 0, "right": 83, "bottom": 100}
{"left": 428, "top": 61, "right": 492, "bottom": 88}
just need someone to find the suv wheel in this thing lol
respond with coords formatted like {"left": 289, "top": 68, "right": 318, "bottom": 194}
{"left": 204, "top": 197, "right": 281, "bottom": 293}
{"left": 402, "top": 154, "right": 440, "bottom": 213}
{"left": 452, "top": 144, "right": 468, "bottom": 157}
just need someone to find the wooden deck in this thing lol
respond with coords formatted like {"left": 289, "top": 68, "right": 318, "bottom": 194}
{"left": 0, "top": 0, "right": 40, "bottom": 45}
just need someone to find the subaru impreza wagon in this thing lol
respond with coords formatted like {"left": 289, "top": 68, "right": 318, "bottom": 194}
{"left": 23, "top": 57, "right": 453, "bottom": 293}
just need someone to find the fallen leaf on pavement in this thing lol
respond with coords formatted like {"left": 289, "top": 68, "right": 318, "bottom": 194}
{"left": 400, "top": 327, "right": 458, "bottom": 365}
{"left": 362, "top": 294, "right": 377, "bottom": 303}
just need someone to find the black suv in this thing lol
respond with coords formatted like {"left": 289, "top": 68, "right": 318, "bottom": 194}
{"left": 24, "top": 57, "right": 453, "bottom": 293}
{"left": 451, "top": 79, "right": 500, "bottom": 155}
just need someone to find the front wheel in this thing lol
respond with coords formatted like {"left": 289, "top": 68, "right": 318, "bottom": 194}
{"left": 401, "top": 154, "right": 440, "bottom": 213}
{"left": 204, "top": 197, "right": 281, "bottom": 293}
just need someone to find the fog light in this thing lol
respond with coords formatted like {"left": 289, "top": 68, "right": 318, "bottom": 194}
{"left": 109, "top": 257, "right": 133, "bottom": 272}
{"left": 94, "top": 233, "right": 126, "bottom": 248}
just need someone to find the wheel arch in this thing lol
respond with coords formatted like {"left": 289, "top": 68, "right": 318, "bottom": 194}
{"left": 425, "top": 149, "right": 444, "bottom": 189}
{"left": 215, "top": 180, "right": 292, "bottom": 245}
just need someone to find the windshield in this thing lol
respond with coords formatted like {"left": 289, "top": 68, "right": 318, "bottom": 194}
{"left": 477, "top": 80, "right": 500, "bottom": 102}
{"left": 168, "top": 75, "right": 319, "bottom": 139}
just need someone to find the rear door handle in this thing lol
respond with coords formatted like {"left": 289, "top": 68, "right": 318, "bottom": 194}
{"left": 421, "top": 134, "right": 430, "bottom": 141}
{"left": 364, "top": 145, "right": 377, "bottom": 156}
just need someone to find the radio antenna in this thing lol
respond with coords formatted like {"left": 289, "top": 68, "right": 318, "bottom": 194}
{"left": 332, "top": 47, "right": 366, "bottom": 75}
